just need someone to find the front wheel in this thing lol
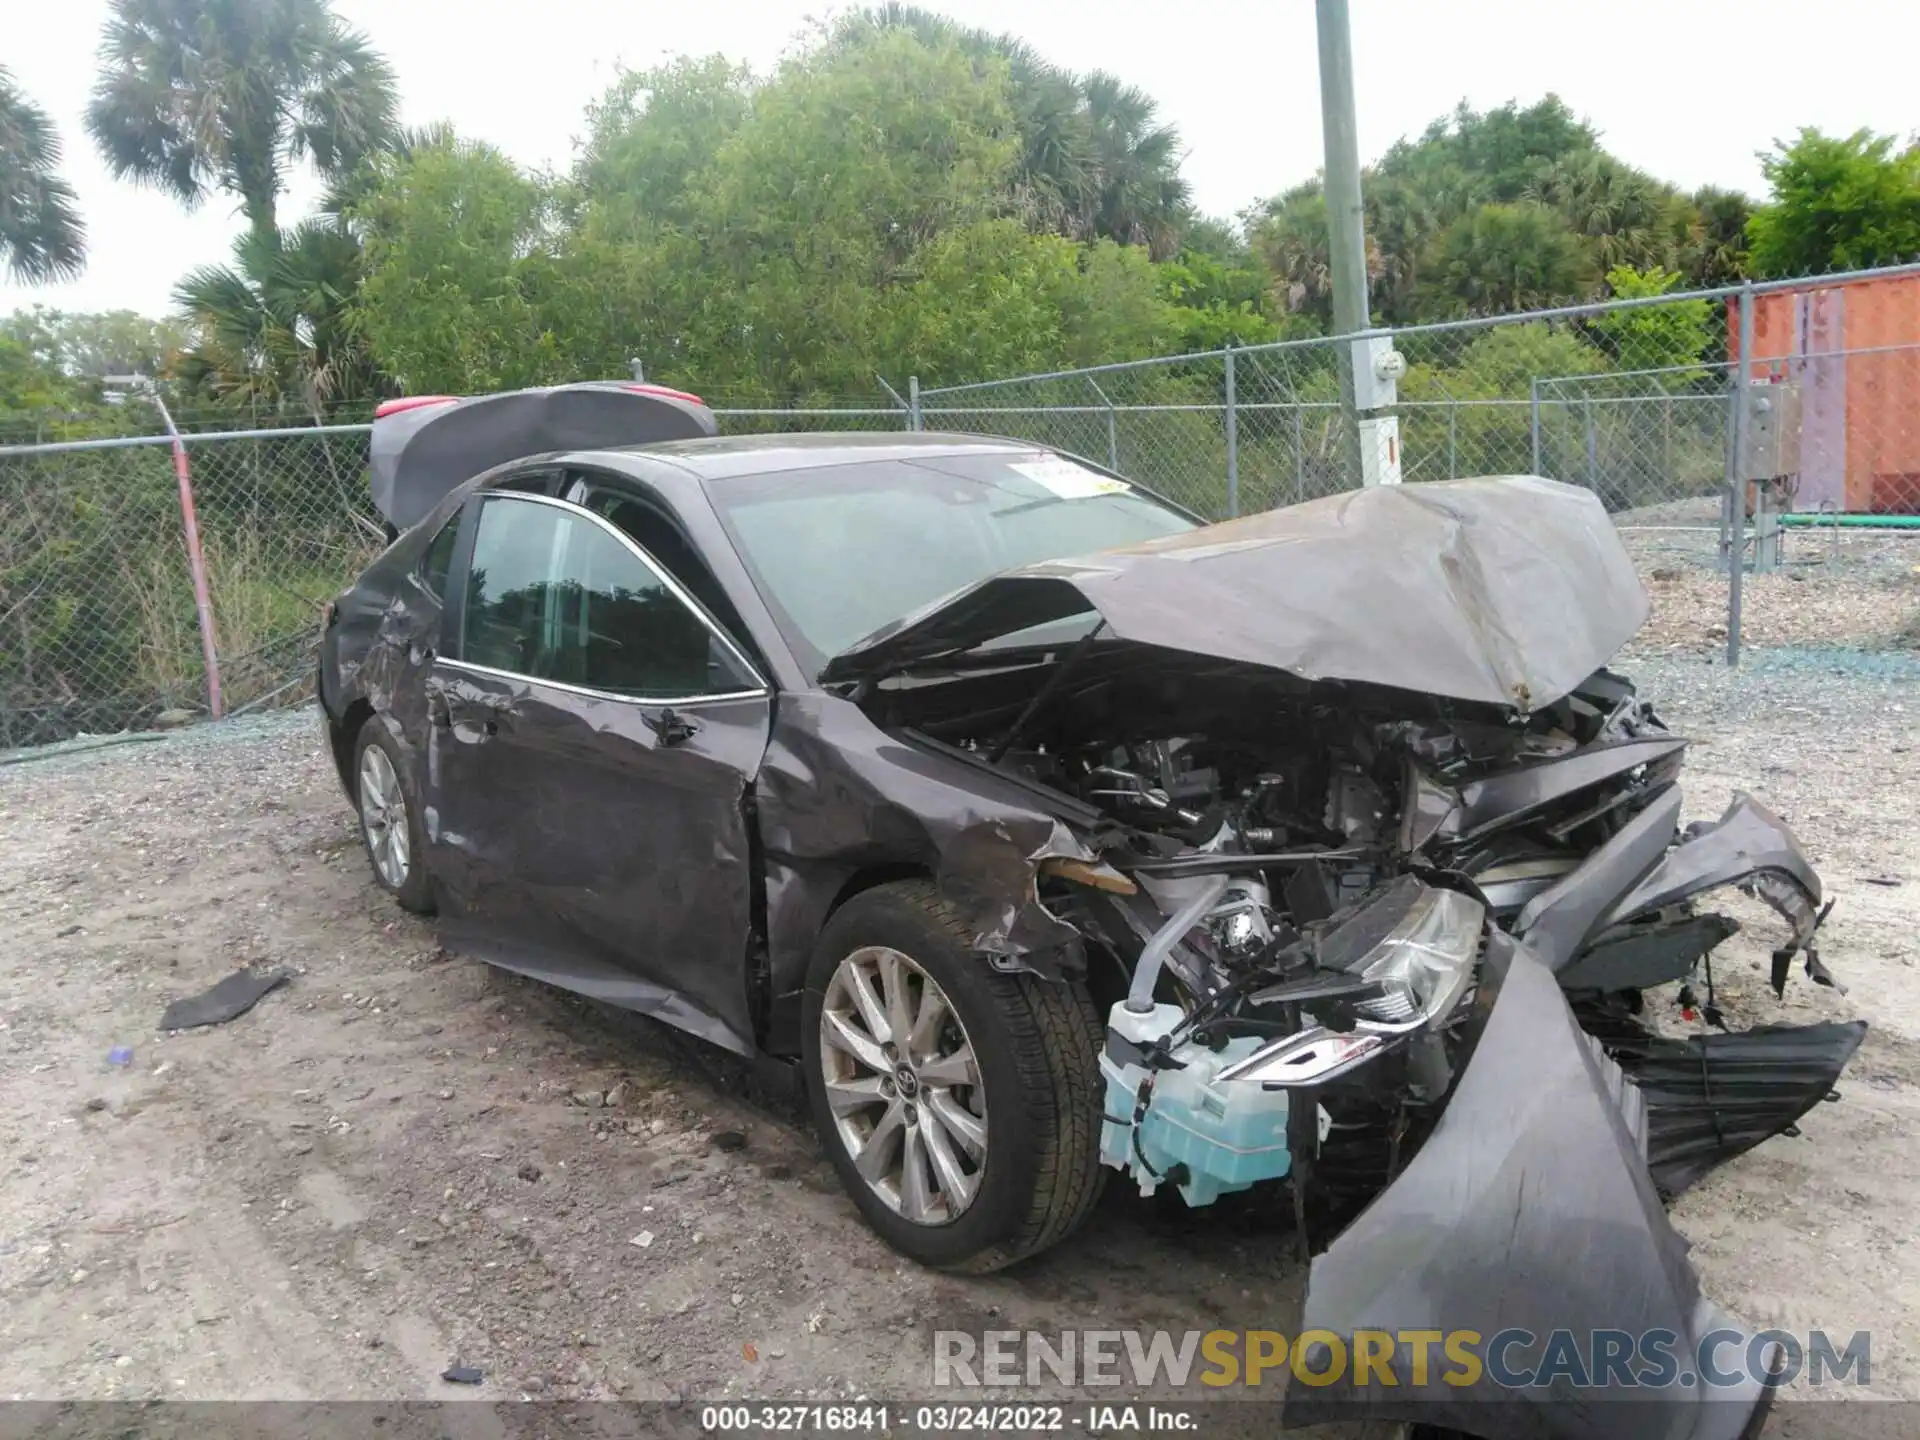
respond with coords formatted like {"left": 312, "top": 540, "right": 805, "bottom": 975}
{"left": 801, "top": 880, "right": 1104, "bottom": 1273}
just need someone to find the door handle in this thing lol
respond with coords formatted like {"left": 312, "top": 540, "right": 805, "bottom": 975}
{"left": 644, "top": 707, "right": 700, "bottom": 747}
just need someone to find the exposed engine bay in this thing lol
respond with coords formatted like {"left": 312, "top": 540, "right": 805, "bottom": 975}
{"left": 877, "top": 654, "right": 1863, "bottom": 1229}
{"left": 827, "top": 474, "right": 1870, "bottom": 1438}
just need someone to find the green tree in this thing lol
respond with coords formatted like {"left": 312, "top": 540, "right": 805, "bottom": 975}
{"left": 832, "top": 7, "right": 1189, "bottom": 256}
{"left": 1413, "top": 322, "right": 1606, "bottom": 398}
{"left": 1747, "top": 128, "right": 1920, "bottom": 277}
{"left": 1245, "top": 94, "right": 1774, "bottom": 325}
{"left": 0, "top": 334, "right": 84, "bottom": 417}
{"left": 0, "top": 66, "right": 85, "bottom": 283}
{"left": 1, "top": 306, "right": 184, "bottom": 376}
{"left": 87, "top": 0, "right": 397, "bottom": 248}
{"left": 172, "top": 219, "right": 381, "bottom": 414}
{"left": 1386, "top": 97, "right": 1597, "bottom": 204}
{"left": 1157, "top": 232, "right": 1281, "bottom": 351}
{"left": 350, "top": 135, "right": 563, "bottom": 394}
{"left": 1588, "top": 264, "right": 1714, "bottom": 381}
{"left": 646, "top": 26, "right": 1021, "bottom": 397}
{"left": 576, "top": 57, "right": 753, "bottom": 232}
{"left": 1418, "top": 202, "right": 1595, "bottom": 317}
{"left": 831, "top": 7, "right": 1088, "bottom": 238}
{"left": 885, "top": 218, "right": 1085, "bottom": 380}
{"left": 1400, "top": 322, "right": 1608, "bottom": 479}
{"left": 1060, "top": 238, "right": 1175, "bottom": 365}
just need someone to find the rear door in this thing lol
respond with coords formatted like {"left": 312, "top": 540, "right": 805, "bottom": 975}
{"left": 424, "top": 491, "right": 772, "bottom": 1052}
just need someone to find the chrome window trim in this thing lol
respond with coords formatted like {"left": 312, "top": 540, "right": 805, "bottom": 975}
{"left": 460, "top": 488, "right": 771, "bottom": 696}
{"left": 436, "top": 655, "right": 768, "bottom": 709}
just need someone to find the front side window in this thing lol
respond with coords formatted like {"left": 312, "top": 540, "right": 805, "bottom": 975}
{"left": 460, "top": 497, "right": 758, "bottom": 699}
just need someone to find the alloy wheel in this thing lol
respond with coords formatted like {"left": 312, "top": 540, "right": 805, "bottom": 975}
{"left": 358, "top": 745, "right": 411, "bottom": 889}
{"left": 818, "top": 945, "right": 988, "bottom": 1224}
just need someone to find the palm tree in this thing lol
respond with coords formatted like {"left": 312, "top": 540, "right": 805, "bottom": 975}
{"left": 1684, "top": 185, "right": 1752, "bottom": 288}
{"left": 1079, "top": 72, "right": 1189, "bottom": 258}
{"left": 86, "top": 0, "right": 397, "bottom": 249}
{"left": 0, "top": 67, "right": 86, "bottom": 283}
{"left": 171, "top": 218, "right": 381, "bottom": 417}
{"left": 1525, "top": 152, "right": 1680, "bottom": 274}
{"left": 1364, "top": 171, "right": 1443, "bottom": 324}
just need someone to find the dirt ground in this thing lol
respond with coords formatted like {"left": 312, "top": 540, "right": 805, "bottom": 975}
{"left": 1, "top": 642, "right": 1917, "bottom": 1433}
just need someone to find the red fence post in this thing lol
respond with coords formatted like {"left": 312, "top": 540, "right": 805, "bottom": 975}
{"left": 149, "top": 392, "right": 224, "bottom": 719}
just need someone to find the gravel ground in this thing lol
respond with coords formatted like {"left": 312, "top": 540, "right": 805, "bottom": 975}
{"left": 1615, "top": 498, "right": 1920, "bottom": 658}
{"left": 1, "top": 580, "right": 1916, "bottom": 1434}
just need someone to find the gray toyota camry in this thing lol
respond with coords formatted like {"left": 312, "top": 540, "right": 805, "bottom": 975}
{"left": 320, "top": 382, "right": 1862, "bottom": 1439}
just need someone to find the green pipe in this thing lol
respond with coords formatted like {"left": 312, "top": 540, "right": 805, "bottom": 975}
{"left": 1778, "top": 512, "right": 1920, "bottom": 529}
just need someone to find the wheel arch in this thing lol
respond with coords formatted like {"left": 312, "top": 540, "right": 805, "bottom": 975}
{"left": 761, "top": 858, "right": 936, "bottom": 1058}
{"left": 825, "top": 862, "right": 937, "bottom": 922}
{"left": 328, "top": 697, "right": 376, "bottom": 799}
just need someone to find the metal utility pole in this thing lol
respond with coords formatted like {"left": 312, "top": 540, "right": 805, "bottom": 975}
{"left": 1317, "top": 0, "right": 1369, "bottom": 350}
{"left": 1315, "top": 0, "right": 1402, "bottom": 485}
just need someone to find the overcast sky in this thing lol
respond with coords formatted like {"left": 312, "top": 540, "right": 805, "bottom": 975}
{"left": 6, "top": 0, "right": 1918, "bottom": 317}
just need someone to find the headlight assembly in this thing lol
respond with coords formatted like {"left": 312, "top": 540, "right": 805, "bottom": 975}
{"left": 1346, "top": 884, "right": 1484, "bottom": 1033}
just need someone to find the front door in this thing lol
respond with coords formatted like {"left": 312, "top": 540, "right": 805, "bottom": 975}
{"left": 424, "top": 492, "right": 772, "bottom": 1052}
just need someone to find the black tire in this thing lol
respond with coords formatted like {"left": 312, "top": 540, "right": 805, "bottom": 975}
{"left": 801, "top": 880, "right": 1105, "bottom": 1273}
{"left": 351, "top": 714, "right": 434, "bottom": 915}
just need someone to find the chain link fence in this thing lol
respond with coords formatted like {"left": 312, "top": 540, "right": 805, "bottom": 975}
{"left": 916, "top": 264, "right": 1920, "bottom": 677}
{"left": 6, "top": 262, "right": 1920, "bottom": 746}
{"left": 917, "top": 285, "right": 1752, "bottom": 518}
{"left": 0, "top": 406, "right": 910, "bottom": 747}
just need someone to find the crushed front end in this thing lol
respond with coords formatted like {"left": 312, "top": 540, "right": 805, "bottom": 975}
{"left": 856, "top": 652, "right": 1860, "bottom": 1440}
{"left": 827, "top": 478, "right": 1863, "bottom": 1438}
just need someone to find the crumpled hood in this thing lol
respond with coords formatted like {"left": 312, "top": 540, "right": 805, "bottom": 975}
{"left": 823, "top": 475, "right": 1650, "bottom": 712}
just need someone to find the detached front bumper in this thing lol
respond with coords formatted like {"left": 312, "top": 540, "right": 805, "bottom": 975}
{"left": 1283, "top": 932, "right": 1775, "bottom": 1440}
{"left": 1602, "top": 792, "right": 1833, "bottom": 995}
{"left": 1519, "top": 790, "right": 1836, "bottom": 998}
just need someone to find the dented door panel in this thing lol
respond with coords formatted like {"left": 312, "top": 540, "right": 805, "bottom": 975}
{"left": 427, "top": 661, "right": 770, "bottom": 1052}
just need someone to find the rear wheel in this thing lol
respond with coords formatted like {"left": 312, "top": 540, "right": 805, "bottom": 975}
{"left": 353, "top": 716, "right": 433, "bottom": 915}
{"left": 801, "top": 880, "right": 1104, "bottom": 1272}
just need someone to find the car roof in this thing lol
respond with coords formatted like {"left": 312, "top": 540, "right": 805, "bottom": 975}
{"left": 591, "top": 430, "right": 1045, "bottom": 482}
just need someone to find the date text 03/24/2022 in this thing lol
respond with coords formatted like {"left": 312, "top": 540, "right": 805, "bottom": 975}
{"left": 700, "top": 1404, "right": 1197, "bottom": 1432}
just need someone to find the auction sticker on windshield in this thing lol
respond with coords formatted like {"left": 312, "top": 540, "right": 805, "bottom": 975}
{"left": 1011, "top": 456, "right": 1132, "bottom": 499}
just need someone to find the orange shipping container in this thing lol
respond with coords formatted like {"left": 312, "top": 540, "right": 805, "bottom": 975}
{"left": 1739, "top": 274, "right": 1920, "bottom": 514}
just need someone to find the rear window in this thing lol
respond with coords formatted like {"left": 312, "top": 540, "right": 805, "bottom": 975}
{"left": 708, "top": 453, "right": 1193, "bottom": 671}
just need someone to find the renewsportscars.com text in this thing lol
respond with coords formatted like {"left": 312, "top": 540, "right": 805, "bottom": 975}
{"left": 932, "top": 1328, "right": 1871, "bottom": 1391}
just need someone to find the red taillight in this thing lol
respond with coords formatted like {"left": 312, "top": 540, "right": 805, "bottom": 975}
{"left": 374, "top": 395, "right": 459, "bottom": 419}
{"left": 619, "top": 382, "right": 706, "bottom": 407}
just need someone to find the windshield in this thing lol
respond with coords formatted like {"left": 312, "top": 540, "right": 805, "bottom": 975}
{"left": 708, "top": 451, "right": 1196, "bottom": 674}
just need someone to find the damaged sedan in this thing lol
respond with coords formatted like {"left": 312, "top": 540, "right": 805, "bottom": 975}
{"left": 322, "top": 383, "right": 1864, "bottom": 1437}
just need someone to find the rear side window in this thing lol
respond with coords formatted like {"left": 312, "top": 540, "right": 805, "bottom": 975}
{"left": 459, "top": 496, "right": 759, "bottom": 699}
{"left": 417, "top": 517, "right": 459, "bottom": 598}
